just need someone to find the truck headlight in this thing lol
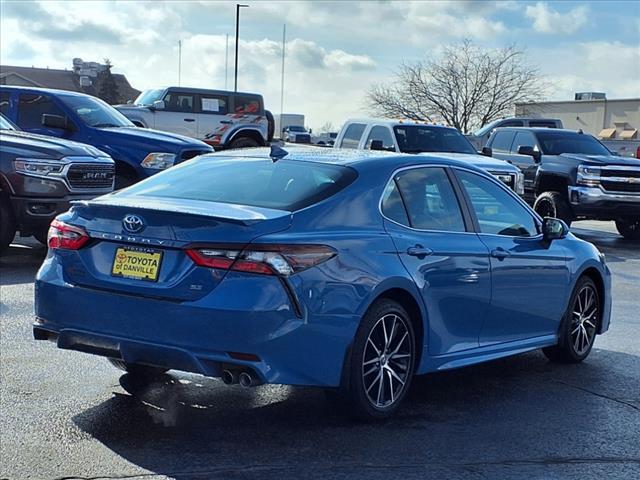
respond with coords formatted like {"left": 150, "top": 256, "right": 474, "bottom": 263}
{"left": 515, "top": 172, "right": 525, "bottom": 195}
{"left": 14, "top": 159, "right": 64, "bottom": 176}
{"left": 577, "top": 165, "right": 600, "bottom": 186}
{"left": 141, "top": 153, "right": 176, "bottom": 170}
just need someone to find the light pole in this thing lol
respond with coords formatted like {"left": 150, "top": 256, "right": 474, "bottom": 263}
{"left": 234, "top": 3, "right": 249, "bottom": 92}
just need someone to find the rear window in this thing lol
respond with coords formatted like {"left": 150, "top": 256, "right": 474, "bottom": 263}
{"left": 120, "top": 157, "right": 357, "bottom": 211}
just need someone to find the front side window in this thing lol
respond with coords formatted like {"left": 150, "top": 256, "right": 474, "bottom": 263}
{"left": 163, "top": 93, "right": 195, "bottom": 113}
{"left": 490, "top": 131, "right": 516, "bottom": 152}
{"left": 134, "top": 89, "right": 165, "bottom": 106}
{"left": 365, "top": 126, "right": 395, "bottom": 150}
{"left": 200, "top": 95, "right": 228, "bottom": 114}
{"left": 393, "top": 126, "right": 476, "bottom": 154}
{"left": 339, "top": 123, "right": 366, "bottom": 149}
{"left": 233, "top": 95, "right": 262, "bottom": 114}
{"left": 17, "top": 94, "right": 65, "bottom": 129}
{"left": 0, "top": 92, "right": 10, "bottom": 116}
{"left": 0, "top": 113, "right": 17, "bottom": 130}
{"left": 392, "top": 167, "right": 466, "bottom": 232}
{"left": 457, "top": 170, "right": 537, "bottom": 237}
{"left": 511, "top": 131, "right": 539, "bottom": 153}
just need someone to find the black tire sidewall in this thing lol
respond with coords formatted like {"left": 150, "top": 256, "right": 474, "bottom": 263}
{"left": 0, "top": 199, "right": 17, "bottom": 253}
{"left": 229, "top": 136, "right": 260, "bottom": 149}
{"left": 534, "top": 191, "right": 573, "bottom": 226}
{"left": 615, "top": 218, "right": 640, "bottom": 240}
{"left": 347, "top": 299, "right": 416, "bottom": 420}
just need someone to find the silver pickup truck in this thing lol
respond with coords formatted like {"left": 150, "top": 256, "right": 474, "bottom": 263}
{"left": 116, "top": 87, "right": 273, "bottom": 150}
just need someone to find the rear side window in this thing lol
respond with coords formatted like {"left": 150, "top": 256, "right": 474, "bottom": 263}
{"left": 121, "top": 158, "right": 357, "bottom": 211}
{"left": 0, "top": 92, "right": 10, "bottom": 116}
{"left": 529, "top": 120, "right": 557, "bottom": 128}
{"left": 163, "top": 93, "right": 194, "bottom": 112}
{"left": 339, "top": 123, "right": 366, "bottom": 149}
{"left": 392, "top": 167, "right": 466, "bottom": 232}
{"left": 490, "top": 131, "right": 516, "bottom": 152}
{"left": 17, "top": 94, "right": 65, "bottom": 129}
{"left": 200, "top": 95, "right": 228, "bottom": 114}
{"left": 381, "top": 181, "right": 409, "bottom": 226}
{"left": 233, "top": 95, "right": 262, "bottom": 114}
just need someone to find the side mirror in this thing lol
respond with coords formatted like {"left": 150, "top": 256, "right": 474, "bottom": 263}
{"left": 42, "top": 114, "right": 74, "bottom": 131}
{"left": 151, "top": 100, "right": 165, "bottom": 111}
{"left": 308, "top": 128, "right": 312, "bottom": 134}
{"left": 517, "top": 145, "right": 541, "bottom": 163}
{"left": 370, "top": 139, "right": 385, "bottom": 151}
{"left": 481, "top": 146, "right": 492, "bottom": 157}
{"left": 542, "top": 217, "right": 569, "bottom": 241}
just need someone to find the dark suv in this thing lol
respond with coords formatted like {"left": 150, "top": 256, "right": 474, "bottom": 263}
{"left": 0, "top": 114, "right": 114, "bottom": 252}
{"left": 486, "top": 127, "right": 640, "bottom": 239}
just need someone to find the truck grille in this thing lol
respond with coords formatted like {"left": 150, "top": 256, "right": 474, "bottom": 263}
{"left": 599, "top": 167, "right": 640, "bottom": 194}
{"left": 294, "top": 134, "right": 311, "bottom": 144}
{"left": 66, "top": 164, "right": 115, "bottom": 189}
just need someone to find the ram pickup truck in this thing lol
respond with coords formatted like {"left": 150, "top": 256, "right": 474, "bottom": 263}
{"left": 487, "top": 127, "right": 640, "bottom": 239}
{"left": 1, "top": 86, "right": 212, "bottom": 188}
{"left": 334, "top": 119, "right": 524, "bottom": 194}
{"left": 0, "top": 114, "right": 114, "bottom": 252}
{"left": 116, "top": 87, "right": 273, "bottom": 149}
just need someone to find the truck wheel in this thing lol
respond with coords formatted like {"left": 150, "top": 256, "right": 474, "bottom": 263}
{"left": 265, "top": 110, "right": 275, "bottom": 142}
{"left": 33, "top": 229, "right": 49, "bottom": 246}
{"left": 533, "top": 191, "right": 573, "bottom": 226}
{"left": 615, "top": 217, "right": 640, "bottom": 240}
{"left": 115, "top": 171, "right": 137, "bottom": 190}
{"left": 0, "top": 199, "right": 17, "bottom": 254}
{"left": 229, "top": 136, "right": 260, "bottom": 149}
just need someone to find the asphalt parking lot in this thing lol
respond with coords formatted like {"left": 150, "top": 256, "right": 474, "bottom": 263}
{"left": 1, "top": 221, "right": 639, "bottom": 480}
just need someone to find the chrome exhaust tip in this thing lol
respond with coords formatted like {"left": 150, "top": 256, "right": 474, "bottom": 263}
{"left": 239, "top": 371, "right": 259, "bottom": 387}
{"left": 221, "top": 369, "right": 238, "bottom": 385}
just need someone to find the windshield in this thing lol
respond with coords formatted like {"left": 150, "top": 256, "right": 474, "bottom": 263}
{"left": 134, "top": 89, "right": 165, "bottom": 106}
{"left": 0, "top": 114, "right": 17, "bottom": 131}
{"left": 393, "top": 126, "right": 477, "bottom": 154}
{"left": 287, "top": 126, "right": 307, "bottom": 132}
{"left": 59, "top": 95, "right": 134, "bottom": 128}
{"left": 120, "top": 157, "right": 357, "bottom": 211}
{"left": 536, "top": 131, "right": 612, "bottom": 156}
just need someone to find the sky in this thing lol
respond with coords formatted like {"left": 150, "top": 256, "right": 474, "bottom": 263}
{"left": 1, "top": 0, "right": 639, "bottom": 131}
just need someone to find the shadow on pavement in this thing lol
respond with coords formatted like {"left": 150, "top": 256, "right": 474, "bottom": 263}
{"left": 72, "top": 349, "right": 640, "bottom": 480}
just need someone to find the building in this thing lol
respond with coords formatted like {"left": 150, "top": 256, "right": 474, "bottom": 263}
{"left": 515, "top": 94, "right": 639, "bottom": 140}
{"left": 0, "top": 59, "right": 140, "bottom": 104}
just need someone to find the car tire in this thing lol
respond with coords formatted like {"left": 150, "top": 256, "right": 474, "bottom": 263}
{"left": 114, "top": 171, "right": 137, "bottom": 190}
{"left": 615, "top": 217, "right": 640, "bottom": 240}
{"left": 33, "top": 229, "right": 49, "bottom": 246}
{"left": 344, "top": 298, "right": 416, "bottom": 420}
{"left": 0, "top": 199, "right": 17, "bottom": 254}
{"left": 543, "top": 276, "right": 600, "bottom": 364}
{"left": 108, "top": 358, "right": 168, "bottom": 376}
{"left": 533, "top": 191, "right": 573, "bottom": 226}
{"left": 265, "top": 110, "right": 275, "bottom": 142}
{"left": 229, "top": 136, "right": 260, "bottom": 149}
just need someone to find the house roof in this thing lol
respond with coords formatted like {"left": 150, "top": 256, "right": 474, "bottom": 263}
{"left": 0, "top": 64, "right": 140, "bottom": 103}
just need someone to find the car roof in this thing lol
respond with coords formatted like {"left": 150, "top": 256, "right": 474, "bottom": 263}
{"left": 0, "top": 85, "right": 92, "bottom": 98}
{"left": 156, "top": 86, "right": 262, "bottom": 97}
{"left": 494, "top": 127, "right": 584, "bottom": 134}
{"left": 344, "top": 118, "right": 454, "bottom": 130}
{"left": 207, "top": 146, "right": 487, "bottom": 173}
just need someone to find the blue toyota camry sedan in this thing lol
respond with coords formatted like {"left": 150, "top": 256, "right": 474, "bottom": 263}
{"left": 34, "top": 146, "right": 611, "bottom": 419}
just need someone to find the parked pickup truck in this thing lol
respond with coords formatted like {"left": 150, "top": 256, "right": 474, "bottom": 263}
{"left": 467, "top": 117, "right": 562, "bottom": 150}
{"left": 116, "top": 87, "right": 273, "bottom": 149}
{"left": 486, "top": 127, "right": 640, "bottom": 239}
{"left": 0, "top": 86, "right": 212, "bottom": 189}
{"left": 0, "top": 114, "right": 114, "bottom": 252}
{"left": 334, "top": 119, "right": 524, "bottom": 194}
{"left": 282, "top": 125, "right": 311, "bottom": 144}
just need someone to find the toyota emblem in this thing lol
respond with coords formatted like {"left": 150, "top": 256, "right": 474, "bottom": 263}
{"left": 122, "top": 214, "right": 145, "bottom": 233}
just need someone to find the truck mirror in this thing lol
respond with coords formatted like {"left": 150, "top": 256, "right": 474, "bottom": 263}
{"left": 42, "top": 114, "right": 74, "bottom": 131}
{"left": 517, "top": 145, "right": 541, "bottom": 162}
{"left": 481, "top": 146, "right": 492, "bottom": 157}
{"left": 370, "top": 140, "right": 385, "bottom": 151}
{"left": 151, "top": 100, "right": 165, "bottom": 111}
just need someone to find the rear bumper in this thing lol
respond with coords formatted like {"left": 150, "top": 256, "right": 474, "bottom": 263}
{"left": 568, "top": 186, "right": 640, "bottom": 219}
{"left": 34, "top": 264, "right": 358, "bottom": 387}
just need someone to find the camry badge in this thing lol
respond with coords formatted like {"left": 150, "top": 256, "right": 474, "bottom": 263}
{"left": 122, "top": 214, "right": 145, "bottom": 233}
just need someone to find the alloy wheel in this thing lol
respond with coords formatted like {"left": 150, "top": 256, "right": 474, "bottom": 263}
{"left": 570, "top": 284, "right": 598, "bottom": 356}
{"left": 362, "top": 314, "right": 413, "bottom": 408}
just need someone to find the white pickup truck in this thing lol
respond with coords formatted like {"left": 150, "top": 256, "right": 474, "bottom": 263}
{"left": 116, "top": 87, "right": 273, "bottom": 149}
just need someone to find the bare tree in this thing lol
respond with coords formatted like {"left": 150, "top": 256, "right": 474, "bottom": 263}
{"left": 367, "top": 40, "right": 550, "bottom": 133}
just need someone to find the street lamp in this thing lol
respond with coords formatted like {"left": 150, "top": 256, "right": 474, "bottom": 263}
{"left": 234, "top": 3, "right": 249, "bottom": 92}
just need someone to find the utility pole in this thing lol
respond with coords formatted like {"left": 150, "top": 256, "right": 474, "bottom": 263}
{"left": 225, "top": 34, "right": 229, "bottom": 90}
{"left": 178, "top": 39, "right": 182, "bottom": 86}
{"left": 280, "top": 24, "right": 286, "bottom": 118}
{"left": 234, "top": 4, "right": 249, "bottom": 92}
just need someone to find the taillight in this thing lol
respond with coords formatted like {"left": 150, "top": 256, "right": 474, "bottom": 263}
{"left": 47, "top": 219, "right": 89, "bottom": 250}
{"left": 186, "top": 244, "right": 336, "bottom": 276}
{"left": 636, "top": 145, "right": 640, "bottom": 159}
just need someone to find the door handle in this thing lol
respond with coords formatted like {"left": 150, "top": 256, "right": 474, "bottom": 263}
{"left": 490, "top": 248, "right": 511, "bottom": 260}
{"left": 407, "top": 245, "right": 433, "bottom": 258}
{"left": 184, "top": 118, "right": 195, "bottom": 122}
{"left": 220, "top": 120, "right": 233, "bottom": 124}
